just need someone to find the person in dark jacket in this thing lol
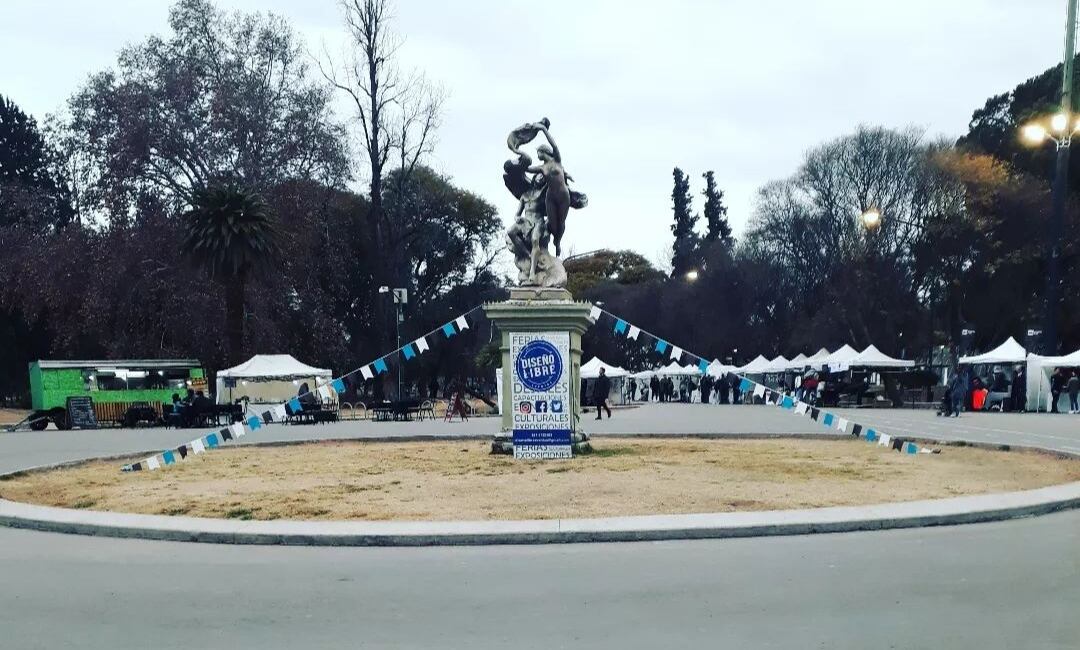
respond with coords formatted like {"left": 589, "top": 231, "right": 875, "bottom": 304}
{"left": 1050, "top": 368, "right": 1066, "bottom": 414}
{"left": 650, "top": 376, "right": 660, "bottom": 403}
{"left": 1009, "top": 365, "right": 1027, "bottom": 413}
{"left": 593, "top": 368, "right": 612, "bottom": 420}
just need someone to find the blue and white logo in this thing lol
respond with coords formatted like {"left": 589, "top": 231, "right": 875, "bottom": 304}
{"left": 551, "top": 399, "right": 564, "bottom": 413}
{"left": 515, "top": 339, "right": 563, "bottom": 392}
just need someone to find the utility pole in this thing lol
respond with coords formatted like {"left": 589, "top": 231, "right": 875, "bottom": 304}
{"left": 1046, "top": 0, "right": 1078, "bottom": 356}
{"left": 393, "top": 288, "right": 407, "bottom": 401}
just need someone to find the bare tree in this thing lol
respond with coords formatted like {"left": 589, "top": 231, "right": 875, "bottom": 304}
{"left": 320, "top": 0, "right": 443, "bottom": 277}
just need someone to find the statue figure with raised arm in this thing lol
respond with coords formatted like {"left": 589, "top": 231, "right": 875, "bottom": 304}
{"left": 502, "top": 118, "right": 587, "bottom": 289}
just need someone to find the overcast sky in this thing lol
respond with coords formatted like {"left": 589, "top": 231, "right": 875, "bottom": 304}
{"left": 0, "top": 0, "right": 1067, "bottom": 263}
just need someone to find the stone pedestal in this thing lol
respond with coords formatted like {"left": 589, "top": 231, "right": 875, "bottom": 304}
{"left": 484, "top": 288, "right": 594, "bottom": 456}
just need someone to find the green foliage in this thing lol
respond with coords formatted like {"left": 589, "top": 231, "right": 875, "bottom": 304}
{"left": 564, "top": 249, "right": 664, "bottom": 297}
{"left": 670, "top": 167, "right": 700, "bottom": 277}
{"left": 0, "top": 94, "right": 72, "bottom": 229}
{"left": 701, "top": 171, "right": 732, "bottom": 247}
{"left": 181, "top": 183, "right": 278, "bottom": 281}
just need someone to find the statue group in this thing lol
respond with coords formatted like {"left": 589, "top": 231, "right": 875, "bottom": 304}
{"left": 503, "top": 119, "right": 587, "bottom": 288}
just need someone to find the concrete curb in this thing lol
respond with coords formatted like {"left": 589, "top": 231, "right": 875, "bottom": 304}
{"left": 1, "top": 486, "right": 1078, "bottom": 547}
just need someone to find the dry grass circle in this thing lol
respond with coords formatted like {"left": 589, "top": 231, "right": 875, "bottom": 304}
{"left": 2, "top": 438, "right": 1077, "bottom": 522}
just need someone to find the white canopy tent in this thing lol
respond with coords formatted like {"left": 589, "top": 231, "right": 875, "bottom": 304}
{"left": 959, "top": 337, "right": 1027, "bottom": 365}
{"left": 216, "top": 354, "right": 332, "bottom": 406}
{"left": 631, "top": 369, "right": 656, "bottom": 380}
{"left": 803, "top": 348, "right": 832, "bottom": 369}
{"left": 657, "top": 361, "right": 702, "bottom": 376}
{"left": 738, "top": 355, "right": 771, "bottom": 374}
{"left": 580, "top": 357, "right": 629, "bottom": 379}
{"left": 762, "top": 355, "right": 791, "bottom": 373}
{"left": 1025, "top": 349, "right": 1080, "bottom": 412}
{"left": 848, "top": 345, "right": 914, "bottom": 369}
{"left": 782, "top": 353, "right": 808, "bottom": 371}
{"left": 706, "top": 359, "right": 737, "bottom": 378}
{"left": 821, "top": 344, "right": 859, "bottom": 371}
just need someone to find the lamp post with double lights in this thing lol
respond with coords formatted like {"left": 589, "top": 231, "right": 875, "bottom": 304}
{"left": 1018, "top": 0, "right": 1077, "bottom": 356}
{"left": 1021, "top": 111, "right": 1079, "bottom": 356}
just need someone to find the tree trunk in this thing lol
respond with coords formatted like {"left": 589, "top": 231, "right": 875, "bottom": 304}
{"left": 225, "top": 278, "right": 245, "bottom": 365}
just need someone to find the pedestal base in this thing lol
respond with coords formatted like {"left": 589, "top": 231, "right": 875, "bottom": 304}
{"left": 484, "top": 291, "right": 594, "bottom": 458}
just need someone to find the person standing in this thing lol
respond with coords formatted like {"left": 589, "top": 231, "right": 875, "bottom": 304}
{"left": 1068, "top": 370, "right": 1080, "bottom": 414}
{"left": 700, "top": 375, "right": 712, "bottom": 404}
{"left": 650, "top": 376, "right": 660, "bottom": 403}
{"left": 629, "top": 378, "right": 638, "bottom": 402}
{"left": 594, "top": 367, "right": 612, "bottom": 420}
{"left": 1050, "top": 367, "right": 1066, "bottom": 414}
{"left": 1010, "top": 365, "right": 1027, "bottom": 413}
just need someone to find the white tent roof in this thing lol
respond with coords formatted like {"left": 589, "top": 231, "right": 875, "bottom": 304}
{"left": 706, "top": 359, "right": 736, "bottom": 378}
{"left": 630, "top": 369, "right": 656, "bottom": 379}
{"left": 738, "top": 355, "right": 771, "bottom": 374}
{"left": 656, "top": 361, "right": 702, "bottom": 376}
{"left": 762, "top": 355, "right": 791, "bottom": 373}
{"left": 218, "top": 354, "right": 331, "bottom": 380}
{"left": 1033, "top": 348, "right": 1080, "bottom": 368}
{"left": 580, "top": 357, "right": 629, "bottom": 379}
{"left": 959, "top": 337, "right": 1027, "bottom": 365}
{"left": 821, "top": 344, "right": 859, "bottom": 368}
{"left": 849, "top": 345, "right": 914, "bottom": 368}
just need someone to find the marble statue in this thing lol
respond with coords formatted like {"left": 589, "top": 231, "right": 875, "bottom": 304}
{"left": 503, "top": 119, "right": 587, "bottom": 288}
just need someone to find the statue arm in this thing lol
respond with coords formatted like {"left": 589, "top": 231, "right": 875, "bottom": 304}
{"left": 539, "top": 126, "right": 561, "bottom": 162}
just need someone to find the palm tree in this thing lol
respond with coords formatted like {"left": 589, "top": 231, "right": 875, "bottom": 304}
{"left": 180, "top": 182, "right": 278, "bottom": 365}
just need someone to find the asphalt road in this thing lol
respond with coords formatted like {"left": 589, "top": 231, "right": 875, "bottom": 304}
{"left": 1, "top": 405, "right": 1078, "bottom": 649}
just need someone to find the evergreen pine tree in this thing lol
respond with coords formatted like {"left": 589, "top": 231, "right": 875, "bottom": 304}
{"left": 670, "top": 167, "right": 700, "bottom": 277}
{"left": 701, "top": 170, "right": 733, "bottom": 246}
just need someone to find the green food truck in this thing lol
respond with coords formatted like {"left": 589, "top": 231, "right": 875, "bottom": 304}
{"left": 23, "top": 359, "right": 205, "bottom": 430}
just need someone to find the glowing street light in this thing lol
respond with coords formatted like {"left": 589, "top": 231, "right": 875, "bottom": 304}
{"left": 860, "top": 208, "right": 882, "bottom": 231}
{"left": 685, "top": 269, "right": 700, "bottom": 282}
{"left": 1022, "top": 113, "right": 1080, "bottom": 150}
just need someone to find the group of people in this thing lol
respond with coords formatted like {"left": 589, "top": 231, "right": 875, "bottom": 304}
{"left": 627, "top": 374, "right": 746, "bottom": 405}
{"left": 1049, "top": 367, "right": 1080, "bottom": 414}
{"left": 940, "top": 365, "right": 1029, "bottom": 417}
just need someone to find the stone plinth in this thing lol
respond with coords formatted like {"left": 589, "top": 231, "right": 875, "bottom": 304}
{"left": 484, "top": 290, "right": 594, "bottom": 456}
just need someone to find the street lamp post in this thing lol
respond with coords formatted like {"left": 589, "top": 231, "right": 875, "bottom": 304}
{"left": 379, "top": 286, "right": 408, "bottom": 401}
{"left": 1019, "top": 0, "right": 1078, "bottom": 356}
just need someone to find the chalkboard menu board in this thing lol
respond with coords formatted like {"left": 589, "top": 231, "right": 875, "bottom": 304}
{"left": 65, "top": 396, "right": 99, "bottom": 430}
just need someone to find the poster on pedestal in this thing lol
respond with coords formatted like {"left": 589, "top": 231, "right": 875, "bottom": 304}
{"left": 511, "top": 331, "right": 572, "bottom": 459}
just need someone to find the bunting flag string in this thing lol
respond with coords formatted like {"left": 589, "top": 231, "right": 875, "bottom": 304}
{"left": 122, "top": 304, "right": 487, "bottom": 472}
{"left": 588, "top": 305, "right": 941, "bottom": 457}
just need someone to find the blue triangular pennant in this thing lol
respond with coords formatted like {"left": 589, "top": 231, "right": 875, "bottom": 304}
{"left": 614, "top": 319, "right": 628, "bottom": 334}
{"left": 374, "top": 358, "right": 388, "bottom": 374}
{"left": 655, "top": 339, "right": 668, "bottom": 354}
{"left": 442, "top": 323, "right": 457, "bottom": 338}
{"left": 331, "top": 378, "right": 346, "bottom": 393}
{"left": 402, "top": 344, "right": 416, "bottom": 360}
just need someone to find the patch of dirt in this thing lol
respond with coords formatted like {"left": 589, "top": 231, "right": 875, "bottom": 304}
{"left": 2, "top": 438, "right": 1077, "bottom": 521}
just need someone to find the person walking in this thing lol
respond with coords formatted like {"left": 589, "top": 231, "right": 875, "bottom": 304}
{"left": 593, "top": 367, "right": 612, "bottom": 420}
{"left": 1050, "top": 368, "right": 1066, "bottom": 414}
{"left": 947, "top": 372, "right": 963, "bottom": 417}
{"left": 1068, "top": 370, "right": 1080, "bottom": 414}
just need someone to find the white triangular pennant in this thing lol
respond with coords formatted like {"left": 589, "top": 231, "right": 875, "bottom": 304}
{"left": 878, "top": 433, "right": 891, "bottom": 447}
{"left": 415, "top": 336, "right": 430, "bottom": 353}
{"left": 272, "top": 404, "right": 288, "bottom": 420}
{"left": 455, "top": 315, "right": 469, "bottom": 331}
{"left": 146, "top": 456, "right": 160, "bottom": 470}
{"left": 670, "top": 346, "right": 683, "bottom": 361}
{"left": 753, "top": 384, "right": 766, "bottom": 398}
{"left": 588, "top": 305, "right": 601, "bottom": 322}
{"left": 627, "top": 326, "right": 641, "bottom": 340}
{"left": 794, "top": 402, "right": 809, "bottom": 415}
{"left": 318, "top": 385, "right": 333, "bottom": 400}
{"left": 191, "top": 438, "right": 206, "bottom": 454}
{"left": 231, "top": 423, "right": 246, "bottom": 439}
{"left": 836, "top": 417, "right": 849, "bottom": 433}
{"left": 361, "top": 365, "right": 374, "bottom": 380}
